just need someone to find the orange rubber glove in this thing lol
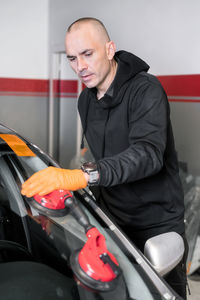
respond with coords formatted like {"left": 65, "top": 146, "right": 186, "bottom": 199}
{"left": 21, "top": 166, "right": 88, "bottom": 197}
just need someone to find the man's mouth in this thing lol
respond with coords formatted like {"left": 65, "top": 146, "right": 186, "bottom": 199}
{"left": 80, "top": 74, "right": 94, "bottom": 82}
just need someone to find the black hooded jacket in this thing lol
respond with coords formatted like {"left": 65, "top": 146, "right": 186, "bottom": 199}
{"left": 78, "top": 51, "right": 185, "bottom": 241}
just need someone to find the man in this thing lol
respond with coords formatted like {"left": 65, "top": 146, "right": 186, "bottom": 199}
{"left": 22, "top": 17, "right": 188, "bottom": 298}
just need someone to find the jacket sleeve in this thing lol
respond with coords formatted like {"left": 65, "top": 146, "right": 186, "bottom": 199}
{"left": 97, "top": 79, "right": 169, "bottom": 187}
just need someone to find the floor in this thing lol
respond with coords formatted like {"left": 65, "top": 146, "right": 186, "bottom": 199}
{"left": 187, "top": 237, "right": 200, "bottom": 300}
{"left": 187, "top": 276, "right": 200, "bottom": 300}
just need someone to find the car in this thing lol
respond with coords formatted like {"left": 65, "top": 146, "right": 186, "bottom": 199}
{"left": 0, "top": 123, "right": 184, "bottom": 300}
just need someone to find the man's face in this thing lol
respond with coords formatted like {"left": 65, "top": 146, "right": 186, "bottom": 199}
{"left": 65, "top": 24, "right": 114, "bottom": 90}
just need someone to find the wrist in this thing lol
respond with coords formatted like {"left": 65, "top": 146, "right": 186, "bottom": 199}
{"left": 81, "top": 162, "right": 100, "bottom": 186}
{"left": 82, "top": 171, "right": 90, "bottom": 183}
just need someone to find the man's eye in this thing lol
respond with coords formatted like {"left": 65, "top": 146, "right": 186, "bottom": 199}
{"left": 68, "top": 57, "right": 76, "bottom": 62}
{"left": 85, "top": 52, "right": 92, "bottom": 57}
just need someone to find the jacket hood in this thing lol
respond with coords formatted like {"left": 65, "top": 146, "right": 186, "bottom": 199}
{"left": 96, "top": 50, "right": 150, "bottom": 109}
{"left": 114, "top": 50, "right": 149, "bottom": 89}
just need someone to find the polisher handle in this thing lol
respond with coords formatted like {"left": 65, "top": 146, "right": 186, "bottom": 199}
{"left": 100, "top": 253, "right": 121, "bottom": 277}
{"left": 64, "top": 196, "right": 93, "bottom": 232}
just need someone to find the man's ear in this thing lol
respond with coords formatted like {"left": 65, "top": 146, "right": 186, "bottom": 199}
{"left": 106, "top": 41, "right": 116, "bottom": 60}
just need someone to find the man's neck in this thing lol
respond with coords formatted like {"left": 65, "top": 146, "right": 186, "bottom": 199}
{"left": 97, "top": 60, "right": 118, "bottom": 100}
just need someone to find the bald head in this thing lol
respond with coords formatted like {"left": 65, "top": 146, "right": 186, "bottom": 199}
{"left": 67, "top": 17, "right": 110, "bottom": 44}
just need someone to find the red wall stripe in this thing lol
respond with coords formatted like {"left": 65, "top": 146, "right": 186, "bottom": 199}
{"left": 0, "top": 78, "right": 78, "bottom": 97}
{"left": 0, "top": 77, "right": 49, "bottom": 93}
{"left": 53, "top": 79, "right": 78, "bottom": 94}
{"left": 0, "top": 75, "right": 200, "bottom": 101}
{"left": 157, "top": 74, "right": 200, "bottom": 97}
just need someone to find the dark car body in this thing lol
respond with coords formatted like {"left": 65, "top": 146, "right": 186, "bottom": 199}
{"left": 0, "top": 123, "right": 182, "bottom": 300}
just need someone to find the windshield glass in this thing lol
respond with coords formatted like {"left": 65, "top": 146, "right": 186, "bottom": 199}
{"left": 0, "top": 141, "right": 168, "bottom": 300}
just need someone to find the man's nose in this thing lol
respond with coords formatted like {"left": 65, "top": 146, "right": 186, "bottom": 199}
{"left": 77, "top": 57, "right": 87, "bottom": 72}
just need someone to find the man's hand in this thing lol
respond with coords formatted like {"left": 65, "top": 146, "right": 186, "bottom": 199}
{"left": 21, "top": 166, "right": 88, "bottom": 197}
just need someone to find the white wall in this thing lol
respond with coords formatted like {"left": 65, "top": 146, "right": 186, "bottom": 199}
{"left": 0, "top": 0, "right": 199, "bottom": 80}
{"left": 0, "top": 0, "right": 49, "bottom": 79}
{"left": 49, "top": 0, "right": 200, "bottom": 75}
{"left": 0, "top": 0, "right": 49, "bottom": 151}
{"left": 1, "top": 0, "right": 199, "bottom": 79}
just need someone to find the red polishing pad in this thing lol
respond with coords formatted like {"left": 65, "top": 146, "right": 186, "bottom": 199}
{"left": 32, "top": 189, "right": 73, "bottom": 212}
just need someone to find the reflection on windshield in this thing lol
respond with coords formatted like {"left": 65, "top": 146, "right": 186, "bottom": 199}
{"left": 17, "top": 156, "right": 48, "bottom": 177}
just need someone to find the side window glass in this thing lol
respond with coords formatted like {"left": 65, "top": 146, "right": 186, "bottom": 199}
{"left": 0, "top": 156, "right": 28, "bottom": 247}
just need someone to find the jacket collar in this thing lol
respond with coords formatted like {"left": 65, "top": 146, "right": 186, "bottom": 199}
{"left": 89, "top": 50, "right": 149, "bottom": 109}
